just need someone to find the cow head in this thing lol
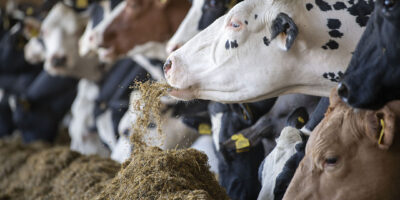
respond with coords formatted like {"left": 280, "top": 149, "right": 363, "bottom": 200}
{"left": 166, "top": 0, "right": 240, "bottom": 54}
{"left": 40, "top": 3, "right": 104, "bottom": 81}
{"left": 338, "top": 0, "right": 400, "bottom": 110}
{"left": 164, "top": 0, "right": 369, "bottom": 103}
{"left": 283, "top": 90, "right": 400, "bottom": 200}
{"left": 95, "top": 0, "right": 191, "bottom": 62}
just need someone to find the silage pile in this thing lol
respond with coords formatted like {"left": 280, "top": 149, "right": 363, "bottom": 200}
{"left": 0, "top": 140, "right": 120, "bottom": 200}
{"left": 0, "top": 81, "right": 229, "bottom": 200}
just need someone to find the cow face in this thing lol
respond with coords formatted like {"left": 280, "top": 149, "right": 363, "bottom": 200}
{"left": 283, "top": 91, "right": 400, "bottom": 200}
{"left": 41, "top": 3, "right": 88, "bottom": 73}
{"left": 167, "top": 0, "right": 240, "bottom": 53}
{"left": 338, "top": 0, "right": 400, "bottom": 109}
{"left": 164, "top": 0, "right": 369, "bottom": 103}
{"left": 96, "top": 0, "right": 190, "bottom": 62}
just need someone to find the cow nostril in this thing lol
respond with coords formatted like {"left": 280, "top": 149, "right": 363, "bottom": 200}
{"left": 337, "top": 82, "right": 350, "bottom": 101}
{"left": 51, "top": 56, "right": 67, "bottom": 67}
{"left": 163, "top": 59, "right": 172, "bottom": 75}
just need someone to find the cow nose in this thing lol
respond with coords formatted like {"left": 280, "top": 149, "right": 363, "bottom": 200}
{"left": 51, "top": 55, "right": 67, "bottom": 67}
{"left": 337, "top": 82, "right": 349, "bottom": 102}
{"left": 163, "top": 59, "right": 172, "bottom": 75}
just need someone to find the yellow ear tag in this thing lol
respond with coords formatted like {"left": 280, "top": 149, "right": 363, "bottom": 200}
{"left": 298, "top": 116, "right": 305, "bottom": 124}
{"left": 231, "top": 133, "right": 250, "bottom": 153}
{"left": 198, "top": 123, "right": 211, "bottom": 135}
{"left": 378, "top": 119, "right": 385, "bottom": 145}
{"left": 26, "top": 7, "right": 34, "bottom": 16}
{"left": 76, "top": 0, "right": 88, "bottom": 9}
{"left": 29, "top": 28, "right": 39, "bottom": 38}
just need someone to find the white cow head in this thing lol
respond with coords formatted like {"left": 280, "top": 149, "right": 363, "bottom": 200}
{"left": 40, "top": 3, "right": 104, "bottom": 81}
{"left": 164, "top": 0, "right": 369, "bottom": 103}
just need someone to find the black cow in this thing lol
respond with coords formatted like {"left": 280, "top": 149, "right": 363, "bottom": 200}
{"left": 13, "top": 71, "right": 78, "bottom": 142}
{"left": 209, "top": 99, "right": 276, "bottom": 200}
{"left": 338, "top": 0, "right": 400, "bottom": 109}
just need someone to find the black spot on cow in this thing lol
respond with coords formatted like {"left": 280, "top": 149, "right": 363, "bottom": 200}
{"left": 325, "top": 40, "right": 339, "bottom": 49}
{"left": 348, "top": 0, "right": 354, "bottom": 4}
{"left": 255, "top": 14, "right": 258, "bottom": 19}
{"left": 347, "top": 0, "right": 374, "bottom": 27}
{"left": 322, "top": 45, "right": 328, "bottom": 50}
{"left": 333, "top": 1, "right": 347, "bottom": 10}
{"left": 315, "top": 0, "right": 332, "bottom": 11}
{"left": 306, "top": 3, "right": 314, "bottom": 11}
{"left": 230, "top": 40, "right": 239, "bottom": 48}
{"left": 263, "top": 36, "right": 270, "bottom": 46}
{"left": 329, "top": 30, "right": 344, "bottom": 38}
{"left": 225, "top": 40, "right": 230, "bottom": 50}
{"left": 327, "top": 19, "right": 342, "bottom": 29}
{"left": 322, "top": 71, "right": 342, "bottom": 82}
{"left": 245, "top": 20, "right": 248, "bottom": 25}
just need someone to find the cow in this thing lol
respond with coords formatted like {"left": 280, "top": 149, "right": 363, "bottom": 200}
{"left": 256, "top": 97, "right": 330, "bottom": 200}
{"left": 111, "top": 91, "right": 204, "bottom": 163}
{"left": 283, "top": 90, "right": 400, "bottom": 200}
{"left": 208, "top": 99, "right": 276, "bottom": 200}
{"left": 338, "top": 0, "right": 400, "bottom": 110}
{"left": 78, "top": 0, "right": 123, "bottom": 57}
{"left": 69, "top": 79, "right": 111, "bottom": 157}
{"left": 39, "top": 2, "right": 107, "bottom": 81}
{"left": 166, "top": 0, "right": 242, "bottom": 53}
{"left": 164, "top": 0, "right": 374, "bottom": 103}
{"left": 92, "top": 0, "right": 191, "bottom": 62}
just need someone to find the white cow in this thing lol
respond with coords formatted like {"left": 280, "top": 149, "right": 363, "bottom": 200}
{"left": 258, "top": 126, "right": 303, "bottom": 200}
{"left": 69, "top": 79, "right": 110, "bottom": 157}
{"left": 40, "top": 3, "right": 107, "bottom": 81}
{"left": 164, "top": 0, "right": 371, "bottom": 102}
{"left": 112, "top": 91, "right": 199, "bottom": 163}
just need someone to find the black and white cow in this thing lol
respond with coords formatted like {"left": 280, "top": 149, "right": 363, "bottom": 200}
{"left": 338, "top": 0, "right": 400, "bottom": 109}
{"left": 12, "top": 71, "right": 78, "bottom": 142}
{"left": 257, "top": 97, "right": 330, "bottom": 200}
{"left": 164, "top": 0, "right": 374, "bottom": 103}
{"left": 209, "top": 99, "right": 277, "bottom": 200}
{"left": 167, "top": 0, "right": 242, "bottom": 53}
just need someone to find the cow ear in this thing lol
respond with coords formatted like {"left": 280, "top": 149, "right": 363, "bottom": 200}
{"left": 365, "top": 106, "right": 396, "bottom": 150}
{"left": 271, "top": 13, "right": 298, "bottom": 51}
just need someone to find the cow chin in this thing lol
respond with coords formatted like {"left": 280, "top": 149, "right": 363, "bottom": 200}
{"left": 168, "top": 88, "right": 197, "bottom": 101}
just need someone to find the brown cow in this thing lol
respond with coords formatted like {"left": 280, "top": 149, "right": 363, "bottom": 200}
{"left": 97, "top": 0, "right": 190, "bottom": 61}
{"left": 283, "top": 90, "right": 400, "bottom": 200}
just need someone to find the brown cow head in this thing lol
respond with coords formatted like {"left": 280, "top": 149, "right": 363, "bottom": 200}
{"left": 99, "top": 0, "right": 190, "bottom": 61}
{"left": 283, "top": 90, "right": 400, "bottom": 200}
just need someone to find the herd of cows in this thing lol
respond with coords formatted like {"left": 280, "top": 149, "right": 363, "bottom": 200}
{"left": 0, "top": 0, "right": 399, "bottom": 199}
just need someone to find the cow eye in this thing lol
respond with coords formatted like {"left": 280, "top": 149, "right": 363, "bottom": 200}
{"left": 230, "top": 21, "right": 241, "bottom": 29}
{"left": 384, "top": 0, "right": 396, "bottom": 8}
{"left": 325, "top": 157, "right": 338, "bottom": 166}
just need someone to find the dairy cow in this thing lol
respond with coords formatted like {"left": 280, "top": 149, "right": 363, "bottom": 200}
{"left": 40, "top": 2, "right": 107, "bottom": 81}
{"left": 93, "top": 0, "right": 191, "bottom": 62}
{"left": 338, "top": 0, "right": 400, "bottom": 109}
{"left": 284, "top": 90, "right": 400, "bottom": 200}
{"left": 164, "top": 0, "right": 373, "bottom": 103}
{"left": 167, "top": 0, "right": 242, "bottom": 53}
{"left": 78, "top": 0, "right": 123, "bottom": 57}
